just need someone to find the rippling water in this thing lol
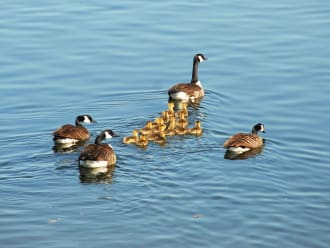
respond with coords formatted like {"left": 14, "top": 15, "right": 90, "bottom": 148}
{"left": 1, "top": 0, "right": 330, "bottom": 247}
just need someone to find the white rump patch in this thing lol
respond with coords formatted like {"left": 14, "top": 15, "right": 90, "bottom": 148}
{"left": 79, "top": 160, "right": 108, "bottom": 168}
{"left": 227, "top": 146, "right": 250, "bottom": 154}
{"left": 195, "top": 80, "right": 202, "bottom": 88}
{"left": 170, "top": 91, "right": 190, "bottom": 101}
{"left": 54, "top": 138, "right": 78, "bottom": 144}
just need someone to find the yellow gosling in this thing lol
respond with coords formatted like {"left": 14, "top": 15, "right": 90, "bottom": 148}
{"left": 165, "top": 118, "right": 176, "bottom": 136}
{"left": 152, "top": 117, "right": 166, "bottom": 131}
{"left": 189, "top": 121, "right": 202, "bottom": 136}
{"left": 153, "top": 132, "right": 167, "bottom": 146}
{"left": 161, "top": 111, "right": 170, "bottom": 123}
{"left": 122, "top": 129, "right": 139, "bottom": 144}
{"left": 176, "top": 111, "right": 188, "bottom": 128}
{"left": 177, "top": 102, "right": 188, "bottom": 118}
{"left": 136, "top": 135, "right": 149, "bottom": 148}
{"left": 140, "top": 121, "right": 153, "bottom": 135}
{"left": 175, "top": 122, "right": 189, "bottom": 135}
{"left": 167, "top": 102, "right": 175, "bottom": 118}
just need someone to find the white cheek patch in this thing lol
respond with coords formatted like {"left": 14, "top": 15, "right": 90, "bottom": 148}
{"left": 198, "top": 55, "right": 204, "bottom": 62}
{"left": 104, "top": 132, "right": 113, "bottom": 139}
{"left": 260, "top": 125, "right": 265, "bottom": 132}
{"left": 83, "top": 115, "right": 92, "bottom": 123}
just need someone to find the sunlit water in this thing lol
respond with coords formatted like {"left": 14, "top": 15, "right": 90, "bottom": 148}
{"left": 1, "top": 1, "right": 330, "bottom": 247}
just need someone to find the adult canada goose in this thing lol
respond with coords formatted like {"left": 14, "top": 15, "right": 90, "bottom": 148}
{"left": 53, "top": 115, "right": 96, "bottom": 144}
{"left": 79, "top": 129, "right": 118, "bottom": 168}
{"left": 189, "top": 121, "right": 202, "bottom": 136}
{"left": 123, "top": 130, "right": 139, "bottom": 144}
{"left": 168, "top": 53, "right": 207, "bottom": 102}
{"left": 223, "top": 123, "right": 265, "bottom": 153}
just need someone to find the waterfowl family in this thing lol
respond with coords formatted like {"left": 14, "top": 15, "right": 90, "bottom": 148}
{"left": 53, "top": 115, "right": 96, "bottom": 144}
{"left": 122, "top": 130, "right": 139, "bottom": 144}
{"left": 79, "top": 129, "right": 118, "bottom": 168}
{"left": 223, "top": 123, "right": 265, "bottom": 153}
{"left": 189, "top": 121, "right": 202, "bottom": 136}
{"left": 168, "top": 53, "right": 207, "bottom": 102}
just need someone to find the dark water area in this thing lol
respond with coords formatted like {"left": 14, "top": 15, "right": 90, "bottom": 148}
{"left": 1, "top": 1, "right": 330, "bottom": 247}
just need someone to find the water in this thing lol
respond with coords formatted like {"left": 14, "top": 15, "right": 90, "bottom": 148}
{"left": 1, "top": 0, "right": 330, "bottom": 247}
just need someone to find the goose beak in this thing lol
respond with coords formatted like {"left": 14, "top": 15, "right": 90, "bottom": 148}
{"left": 112, "top": 133, "right": 120, "bottom": 137}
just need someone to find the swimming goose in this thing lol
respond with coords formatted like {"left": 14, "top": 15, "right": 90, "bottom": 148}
{"left": 153, "top": 131, "right": 167, "bottom": 146}
{"left": 223, "top": 123, "right": 265, "bottom": 153}
{"left": 168, "top": 53, "right": 207, "bottom": 102}
{"left": 175, "top": 121, "right": 189, "bottom": 135}
{"left": 140, "top": 121, "right": 153, "bottom": 136}
{"left": 53, "top": 115, "right": 96, "bottom": 144}
{"left": 123, "top": 129, "right": 139, "bottom": 144}
{"left": 176, "top": 111, "right": 188, "bottom": 128}
{"left": 189, "top": 121, "right": 202, "bottom": 136}
{"left": 136, "top": 135, "right": 149, "bottom": 148}
{"left": 79, "top": 129, "right": 118, "bottom": 168}
{"left": 163, "top": 102, "right": 175, "bottom": 119}
{"left": 165, "top": 118, "right": 176, "bottom": 136}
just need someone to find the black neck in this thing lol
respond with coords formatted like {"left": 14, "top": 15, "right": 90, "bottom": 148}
{"left": 75, "top": 119, "right": 82, "bottom": 126}
{"left": 191, "top": 58, "right": 200, "bottom": 84}
{"left": 95, "top": 134, "right": 104, "bottom": 144}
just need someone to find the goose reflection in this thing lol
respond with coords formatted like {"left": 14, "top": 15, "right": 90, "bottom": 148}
{"left": 224, "top": 146, "right": 264, "bottom": 160}
{"left": 52, "top": 140, "right": 86, "bottom": 154}
{"left": 79, "top": 165, "right": 115, "bottom": 184}
{"left": 169, "top": 98, "right": 202, "bottom": 112}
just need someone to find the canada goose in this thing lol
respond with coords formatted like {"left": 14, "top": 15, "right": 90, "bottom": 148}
{"left": 168, "top": 53, "right": 207, "bottom": 102}
{"left": 123, "top": 129, "right": 139, "bottom": 144}
{"left": 223, "top": 123, "right": 265, "bottom": 153}
{"left": 140, "top": 121, "right": 153, "bottom": 136}
{"left": 79, "top": 129, "right": 118, "bottom": 168}
{"left": 152, "top": 117, "right": 166, "bottom": 131}
{"left": 177, "top": 102, "right": 188, "bottom": 118}
{"left": 153, "top": 131, "right": 167, "bottom": 146}
{"left": 53, "top": 115, "right": 96, "bottom": 144}
{"left": 189, "top": 121, "right": 202, "bottom": 136}
{"left": 161, "top": 111, "right": 170, "bottom": 123}
{"left": 175, "top": 121, "right": 189, "bottom": 135}
{"left": 176, "top": 111, "right": 188, "bottom": 128}
{"left": 165, "top": 118, "right": 176, "bottom": 136}
{"left": 164, "top": 102, "right": 175, "bottom": 118}
{"left": 136, "top": 135, "right": 149, "bottom": 148}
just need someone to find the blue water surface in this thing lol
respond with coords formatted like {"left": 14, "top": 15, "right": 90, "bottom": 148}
{"left": 0, "top": 0, "right": 330, "bottom": 247}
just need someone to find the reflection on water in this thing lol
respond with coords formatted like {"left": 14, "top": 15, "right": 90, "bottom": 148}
{"left": 79, "top": 165, "right": 115, "bottom": 184}
{"left": 170, "top": 98, "right": 203, "bottom": 111}
{"left": 224, "top": 146, "right": 264, "bottom": 160}
{"left": 52, "top": 141, "right": 87, "bottom": 154}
